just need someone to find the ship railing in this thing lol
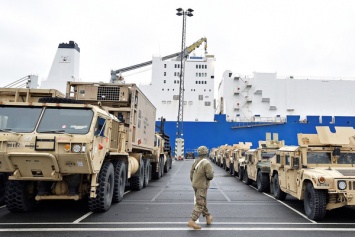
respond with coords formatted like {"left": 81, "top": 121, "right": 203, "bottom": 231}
{"left": 231, "top": 116, "right": 286, "bottom": 129}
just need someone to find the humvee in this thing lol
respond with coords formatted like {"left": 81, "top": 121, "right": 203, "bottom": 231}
{"left": 230, "top": 142, "right": 252, "bottom": 179}
{"left": 270, "top": 126, "right": 355, "bottom": 220}
{"left": 243, "top": 133, "right": 284, "bottom": 192}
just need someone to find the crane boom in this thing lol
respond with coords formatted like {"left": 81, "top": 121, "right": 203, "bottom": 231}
{"left": 110, "top": 37, "right": 207, "bottom": 83}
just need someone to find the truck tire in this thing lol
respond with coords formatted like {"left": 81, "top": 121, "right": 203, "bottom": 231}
{"left": 164, "top": 157, "right": 169, "bottom": 173}
{"left": 257, "top": 171, "right": 269, "bottom": 192}
{"left": 273, "top": 173, "right": 287, "bottom": 200}
{"left": 0, "top": 173, "right": 7, "bottom": 205}
{"left": 143, "top": 159, "right": 150, "bottom": 187}
{"left": 159, "top": 157, "right": 164, "bottom": 177}
{"left": 88, "top": 162, "right": 115, "bottom": 212}
{"left": 304, "top": 183, "right": 327, "bottom": 220}
{"left": 151, "top": 162, "right": 160, "bottom": 180}
{"left": 242, "top": 169, "right": 252, "bottom": 185}
{"left": 112, "top": 160, "right": 126, "bottom": 203}
{"left": 131, "top": 160, "right": 144, "bottom": 191}
{"left": 237, "top": 166, "right": 243, "bottom": 180}
{"left": 169, "top": 156, "right": 172, "bottom": 169}
{"left": 5, "top": 180, "right": 37, "bottom": 212}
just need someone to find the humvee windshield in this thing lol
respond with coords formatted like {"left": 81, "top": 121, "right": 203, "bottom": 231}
{"left": 307, "top": 152, "right": 331, "bottom": 164}
{"left": 338, "top": 153, "right": 355, "bottom": 164}
{"left": 261, "top": 152, "right": 276, "bottom": 159}
{"left": 38, "top": 108, "right": 93, "bottom": 134}
{"left": 0, "top": 106, "right": 42, "bottom": 133}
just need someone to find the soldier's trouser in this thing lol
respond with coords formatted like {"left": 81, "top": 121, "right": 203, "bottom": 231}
{"left": 191, "top": 188, "right": 210, "bottom": 221}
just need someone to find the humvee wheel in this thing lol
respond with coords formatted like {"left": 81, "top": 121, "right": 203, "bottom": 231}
{"left": 242, "top": 169, "right": 252, "bottom": 185}
{"left": 273, "top": 173, "right": 287, "bottom": 200}
{"left": 112, "top": 160, "right": 126, "bottom": 203}
{"left": 5, "top": 180, "right": 37, "bottom": 212}
{"left": 257, "top": 171, "right": 269, "bottom": 192}
{"left": 160, "top": 157, "right": 164, "bottom": 177}
{"left": 88, "top": 162, "right": 114, "bottom": 212}
{"left": 131, "top": 160, "right": 144, "bottom": 191}
{"left": 237, "top": 166, "right": 243, "bottom": 180}
{"left": 143, "top": 159, "right": 150, "bottom": 187}
{"left": 304, "top": 183, "right": 327, "bottom": 220}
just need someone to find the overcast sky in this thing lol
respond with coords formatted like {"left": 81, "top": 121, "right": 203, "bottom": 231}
{"left": 1, "top": 0, "right": 355, "bottom": 90}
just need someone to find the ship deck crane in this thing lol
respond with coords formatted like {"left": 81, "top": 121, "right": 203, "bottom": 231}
{"left": 110, "top": 37, "right": 207, "bottom": 83}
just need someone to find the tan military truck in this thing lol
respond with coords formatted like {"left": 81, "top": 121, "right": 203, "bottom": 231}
{"left": 230, "top": 142, "right": 252, "bottom": 178}
{"left": 222, "top": 145, "right": 233, "bottom": 172}
{"left": 270, "top": 126, "right": 355, "bottom": 220}
{"left": 209, "top": 148, "right": 218, "bottom": 163}
{"left": 242, "top": 133, "right": 284, "bottom": 193}
{"left": 0, "top": 82, "right": 171, "bottom": 212}
{"left": 215, "top": 145, "right": 226, "bottom": 167}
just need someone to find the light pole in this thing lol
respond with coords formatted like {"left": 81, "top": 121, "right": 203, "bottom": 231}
{"left": 176, "top": 8, "right": 193, "bottom": 139}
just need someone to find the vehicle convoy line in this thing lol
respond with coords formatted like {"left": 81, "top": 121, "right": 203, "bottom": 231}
{"left": 249, "top": 185, "right": 317, "bottom": 224}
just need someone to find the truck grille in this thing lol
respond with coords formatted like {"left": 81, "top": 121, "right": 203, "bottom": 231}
{"left": 97, "top": 86, "right": 120, "bottom": 101}
{"left": 336, "top": 169, "right": 355, "bottom": 176}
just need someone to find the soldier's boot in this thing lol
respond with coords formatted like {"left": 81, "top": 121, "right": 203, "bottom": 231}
{"left": 206, "top": 215, "right": 213, "bottom": 225}
{"left": 187, "top": 219, "right": 201, "bottom": 230}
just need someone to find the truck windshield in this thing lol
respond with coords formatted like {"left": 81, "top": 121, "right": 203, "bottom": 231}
{"left": 37, "top": 108, "right": 93, "bottom": 134}
{"left": 307, "top": 152, "right": 331, "bottom": 164}
{"left": 0, "top": 106, "right": 42, "bottom": 133}
{"left": 338, "top": 153, "right": 355, "bottom": 164}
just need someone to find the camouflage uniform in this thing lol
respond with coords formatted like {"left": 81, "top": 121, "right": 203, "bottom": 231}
{"left": 190, "top": 146, "right": 214, "bottom": 221}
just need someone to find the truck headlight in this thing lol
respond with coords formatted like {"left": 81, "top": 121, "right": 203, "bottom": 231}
{"left": 338, "top": 180, "right": 347, "bottom": 190}
{"left": 72, "top": 144, "right": 82, "bottom": 153}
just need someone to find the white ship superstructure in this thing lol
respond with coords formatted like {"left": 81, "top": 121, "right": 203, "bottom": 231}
{"left": 217, "top": 71, "right": 355, "bottom": 121}
{"left": 140, "top": 53, "right": 215, "bottom": 122}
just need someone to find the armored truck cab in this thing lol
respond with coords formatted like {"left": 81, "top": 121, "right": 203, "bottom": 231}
{"left": 0, "top": 83, "right": 171, "bottom": 212}
{"left": 270, "top": 126, "right": 355, "bottom": 220}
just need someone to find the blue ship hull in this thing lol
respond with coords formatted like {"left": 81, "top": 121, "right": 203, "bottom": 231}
{"left": 156, "top": 114, "right": 355, "bottom": 155}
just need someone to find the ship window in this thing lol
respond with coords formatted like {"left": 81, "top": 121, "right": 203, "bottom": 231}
{"left": 229, "top": 73, "right": 232, "bottom": 77}
{"left": 211, "top": 75, "right": 214, "bottom": 79}
{"left": 164, "top": 72, "right": 166, "bottom": 76}
{"left": 173, "top": 95, "right": 179, "bottom": 100}
{"left": 189, "top": 101, "right": 193, "bottom": 105}
{"left": 199, "top": 65, "right": 201, "bottom": 69}
{"left": 184, "top": 101, "right": 187, "bottom": 105}
{"left": 164, "top": 64, "right": 166, "bottom": 68}
{"left": 205, "top": 101, "right": 211, "bottom": 106}
{"left": 196, "top": 73, "right": 198, "bottom": 77}
{"left": 205, "top": 65, "right": 208, "bottom": 69}
{"left": 162, "top": 101, "right": 166, "bottom": 104}
{"left": 198, "top": 95, "right": 203, "bottom": 100}
{"left": 164, "top": 80, "right": 166, "bottom": 83}
{"left": 175, "top": 64, "right": 177, "bottom": 68}
{"left": 195, "top": 81, "right": 198, "bottom": 84}
{"left": 199, "top": 73, "right": 201, "bottom": 77}
{"left": 167, "top": 101, "right": 172, "bottom": 104}
{"left": 196, "top": 65, "right": 198, "bottom": 69}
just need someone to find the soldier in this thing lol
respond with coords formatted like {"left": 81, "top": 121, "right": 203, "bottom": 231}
{"left": 188, "top": 146, "right": 214, "bottom": 230}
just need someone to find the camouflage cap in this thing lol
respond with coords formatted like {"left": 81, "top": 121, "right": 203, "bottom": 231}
{"left": 197, "top": 146, "right": 208, "bottom": 156}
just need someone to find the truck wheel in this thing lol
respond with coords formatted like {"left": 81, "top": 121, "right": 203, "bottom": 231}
{"left": 143, "top": 159, "right": 150, "bottom": 187}
{"left": 151, "top": 162, "right": 160, "bottom": 180}
{"left": 5, "top": 180, "right": 37, "bottom": 212}
{"left": 304, "top": 183, "right": 327, "bottom": 220}
{"left": 237, "top": 166, "right": 243, "bottom": 180}
{"left": 0, "top": 173, "right": 7, "bottom": 205}
{"left": 169, "top": 156, "right": 172, "bottom": 169}
{"left": 88, "top": 162, "right": 115, "bottom": 212}
{"left": 131, "top": 160, "right": 144, "bottom": 191}
{"left": 112, "top": 160, "right": 126, "bottom": 203}
{"left": 257, "top": 171, "right": 269, "bottom": 192}
{"left": 164, "top": 158, "right": 169, "bottom": 173}
{"left": 273, "top": 173, "right": 287, "bottom": 200}
{"left": 159, "top": 157, "right": 164, "bottom": 177}
{"left": 242, "top": 169, "right": 252, "bottom": 185}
